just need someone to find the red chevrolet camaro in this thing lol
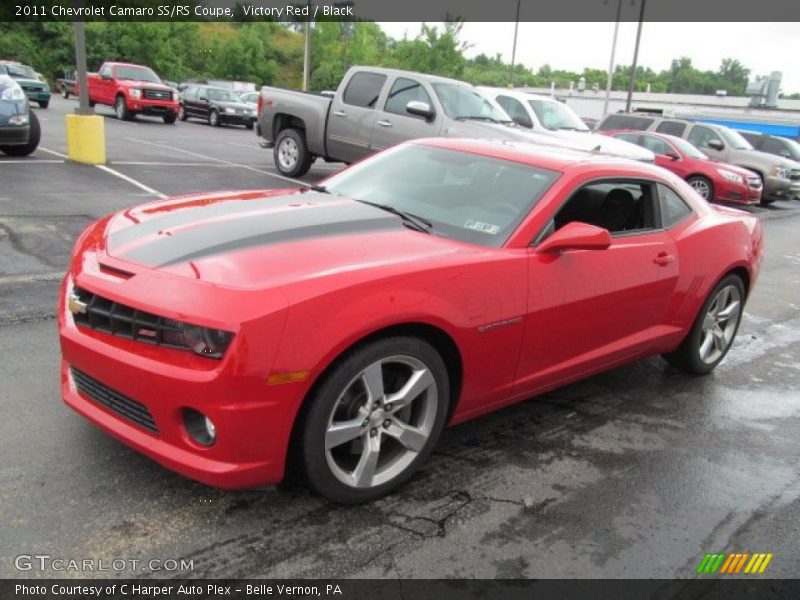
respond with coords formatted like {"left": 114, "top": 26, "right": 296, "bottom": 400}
{"left": 59, "top": 139, "right": 763, "bottom": 503}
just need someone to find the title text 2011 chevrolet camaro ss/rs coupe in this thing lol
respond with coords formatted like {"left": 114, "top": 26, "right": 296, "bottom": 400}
{"left": 59, "top": 139, "right": 763, "bottom": 503}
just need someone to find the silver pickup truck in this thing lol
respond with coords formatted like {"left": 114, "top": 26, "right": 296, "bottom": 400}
{"left": 257, "top": 66, "right": 653, "bottom": 177}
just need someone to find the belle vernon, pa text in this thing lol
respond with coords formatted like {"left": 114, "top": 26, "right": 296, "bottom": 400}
{"left": 16, "top": 584, "right": 344, "bottom": 597}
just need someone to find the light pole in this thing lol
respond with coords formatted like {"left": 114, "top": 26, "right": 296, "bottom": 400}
{"left": 509, "top": 0, "right": 521, "bottom": 87}
{"left": 302, "top": 0, "right": 311, "bottom": 91}
{"left": 625, "top": 0, "right": 646, "bottom": 112}
{"left": 602, "top": 0, "right": 622, "bottom": 117}
{"left": 73, "top": 21, "right": 91, "bottom": 115}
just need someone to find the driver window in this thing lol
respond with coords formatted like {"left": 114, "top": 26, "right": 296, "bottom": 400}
{"left": 688, "top": 125, "right": 719, "bottom": 149}
{"left": 384, "top": 77, "right": 433, "bottom": 119}
{"left": 99, "top": 65, "right": 112, "bottom": 78}
{"left": 551, "top": 180, "right": 659, "bottom": 235}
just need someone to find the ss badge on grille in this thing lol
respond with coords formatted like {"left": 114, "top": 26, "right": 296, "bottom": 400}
{"left": 68, "top": 291, "right": 88, "bottom": 315}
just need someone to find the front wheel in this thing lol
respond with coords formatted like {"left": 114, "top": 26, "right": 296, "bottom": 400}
{"left": 62, "top": 88, "right": 70, "bottom": 99}
{"left": 663, "top": 274, "right": 745, "bottom": 375}
{"left": 38, "top": 100, "right": 49, "bottom": 109}
{"left": 178, "top": 105, "right": 187, "bottom": 121}
{"left": 208, "top": 109, "right": 220, "bottom": 127}
{"left": 0, "top": 110, "right": 41, "bottom": 156}
{"left": 687, "top": 175, "right": 713, "bottom": 201}
{"left": 274, "top": 128, "right": 313, "bottom": 177}
{"left": 163, "top": 112, "right": 176, "bottom": 124}
{"left": 300, "top": 337, "right": 450, "bottom": 503}
{"left": 115, "top": 95, "right": 131, "bottom": 120}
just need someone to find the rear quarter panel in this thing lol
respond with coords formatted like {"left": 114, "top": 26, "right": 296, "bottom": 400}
{"left": 259, "top": 87, "right": 330, "bottom": 155}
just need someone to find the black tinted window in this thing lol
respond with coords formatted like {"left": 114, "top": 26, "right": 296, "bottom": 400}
{"left": 553, "top": 181, "right": 658, "bottom": 235}
{"left": 597, "top": 114, "right": 654, "bottom": 131}
{"left": 384, "top": 77, "right": 432, "bottom": 117}
{"left": 343, "top": 72, "right": 386, "bottom": 108}
{"left": 658, "top": 184, "right": 693, "bottom": 228}
{"left": 655, "top": 121, "right": 687, "bottom": 136}
{"left": 762, "top": 138, "right": 788, "bottom": 155}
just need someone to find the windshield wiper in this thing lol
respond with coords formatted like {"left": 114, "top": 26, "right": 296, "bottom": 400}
{"left": 354, "top": 199, "right": 432, "bottom": 234}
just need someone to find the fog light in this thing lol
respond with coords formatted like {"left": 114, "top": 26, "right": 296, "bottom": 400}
{"left": 184, "top": 408, "right": 216, "bottom": 446}
{"left": 8, "top": 114, "right": 29, "bottom": 126}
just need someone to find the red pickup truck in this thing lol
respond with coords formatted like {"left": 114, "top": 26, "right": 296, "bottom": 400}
{"left": 87, "top": 61, "right": 178, "bottom": 124}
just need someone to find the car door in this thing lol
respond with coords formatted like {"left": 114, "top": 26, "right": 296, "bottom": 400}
{"left": 195, "top": 87, "right": 211, "bottom": 120}
{"left": 97, "top": 64, "right": 114, "bottom": 105}
{"left": 515, "top": 179, "right": 679, "bottom": 393}
{"left": 370, "top": 76, "right": 441, "bottom": 152}
{"left": 327, "top": 71, "right": 387, "bottom": 163}
{"left": 181, "top": 86, "right": 197, "bottom": 117}
{"left": 687, "top": 124, "right": 725, "bottom": 160}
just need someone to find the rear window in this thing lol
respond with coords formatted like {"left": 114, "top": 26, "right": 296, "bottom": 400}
{"left": 342, "top": 72, "right": 386, "bottom": 109}
{"left": 658, "top": 184, "right": 693, "bottom": 228}
{"left": 597, "top": 114, "right": 655, "bottom": 132}
{"left": 655, "top": 121, "right": 687, "bottom": 136}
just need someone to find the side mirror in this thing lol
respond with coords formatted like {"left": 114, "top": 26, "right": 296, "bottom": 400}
{"left": 406, "top": 100, "right": 435, "bottom": 121}
{"left": 536, "top": 222, "right": 612, "bottom": 254}
{"left": 101, "top": 73, "right": 112, "bottom": 81}
{"left": 707, "top": 139, "right": 724, "bottom": 151}
{"left": 512, "top": 115, "right": 533, "bottom": 129}
{"left": 665, "top": 150, "right": 680, "bottom": 161}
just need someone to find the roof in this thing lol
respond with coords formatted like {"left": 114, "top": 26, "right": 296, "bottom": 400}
{"left": 478, "top": 86, "right": 560, "bottom": 103}
{"left": 348, "top": 65, "right": 470, "bottom": 87}
{"left": 414, "top": 137, "right": 661, "bottom": 175}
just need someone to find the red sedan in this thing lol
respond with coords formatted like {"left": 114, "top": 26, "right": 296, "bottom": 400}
{"left": 604, "top": 130, "right": 762, "bottom": 205}
{"left": 59, "top": 139, "right": 763, "bottom": 503}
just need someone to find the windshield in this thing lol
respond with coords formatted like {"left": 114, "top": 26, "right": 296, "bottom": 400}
{"left": 207, "top": 88, "right": 238, "bottom": 102}
{"left": 782, "top": 138, "right": 800, "bottom": 160}
{"left": 6, "top": 64, "right": 37, "bottom": 79}
{"left": 718, "top": 127, "right": 753, "bottom": 150}
{"left": 431, "top": 83, "right": 511, "bottom": 123}
{"left": 528, "top": 98, "right": 588, "bottom": 131}
{"left": 115, "top": 65, "right": 162, "bottom": 83}
{"left": 320, "top": 144, "right": 560, "bottom": 247}
{"left": 670, "top": 136, "right": 707, "bottom": 159}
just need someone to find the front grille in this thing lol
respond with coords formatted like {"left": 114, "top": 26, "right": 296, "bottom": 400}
{"left": 747, "top": 176, "right": 762, "bottom": 190}
{"left": 71, "top": 287, "right": 189, "bottom": 351}
{"left": 21, "top": 84, "right": 44, "bottom": 92}
{"left": 143, "top": 88, "right": 171, "bottom": 101}
{"left": 71, "top": 367, "right": 158, "bottom": 433}
{"left": 790, "top": 169, "right": 800, "bottom": 181}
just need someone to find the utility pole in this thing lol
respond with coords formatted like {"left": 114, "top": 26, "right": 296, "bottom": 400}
{"left": 73, "top": 20, "right": 91, "bottom": 115}
{"left": 302, "top": 0, "right": 311, "bottom": 91}
{"left": 602, "top": 0, "right": 622, "bottom": 117}
{"left": 625, "top": 0, "right": 646, "bottom": 112}
{"left": 508, "top": 0, "right": 521, "bottom": 87}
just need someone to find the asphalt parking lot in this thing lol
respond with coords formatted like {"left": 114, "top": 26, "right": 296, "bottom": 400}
{"left": 1, "top": 96, "right": 800, "bottom": 580}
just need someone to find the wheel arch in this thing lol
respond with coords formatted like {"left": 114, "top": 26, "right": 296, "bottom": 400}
{"left": 284, "top": 321, "right": 464, "bottom": 474}
{"left": 273, "top": 113, "right": 306, "bottom": 138}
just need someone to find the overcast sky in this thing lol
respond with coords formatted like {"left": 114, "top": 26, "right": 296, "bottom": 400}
{"left": 378, "top": 22, "right": 800, "bottom": 94}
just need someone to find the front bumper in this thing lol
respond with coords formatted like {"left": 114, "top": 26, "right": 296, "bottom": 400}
{"left": 714, "top": 178, "right": 760, "bottom": 205}
{"left": 25, "top": 90, "right": 51, "bottom": 103}
{"left": 128, "top": 99, "right": 179, "bottom": 117}
{"left": 0, "top": 124, "right": 30, "bottom": 145}
{"left": 58, "top": 273, "right": 298, "bottom": 489}
{"left": 763, "top": 175, "right": 793, "bottom": 199}
{"left": 221, "top": 112, "right": 256, "bottom": 126}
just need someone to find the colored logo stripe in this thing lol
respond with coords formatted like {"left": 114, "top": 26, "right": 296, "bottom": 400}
{"left": 698, "top": 552, "right": 773, "bottom": 574}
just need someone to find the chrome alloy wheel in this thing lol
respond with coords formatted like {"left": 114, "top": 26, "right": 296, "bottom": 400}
{"left": 277, "top": 136, "right": 299, "bottom": 171}
{"left": 324, "top": 355, "right": 438, "bottom": 489}
{"left": 698, "top": 284, "right": 742, "bottom": 364}
{"left": 690, "top": 178, "right": 711, "bottom": 199}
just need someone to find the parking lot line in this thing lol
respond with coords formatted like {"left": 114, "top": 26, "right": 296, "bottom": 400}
{"left": 0, "top": 159, "right": 64, "bottom": 164}
{"left": 126, "top": 137, "right": 306, "bottom": 186}
{"left": 38, "top": 147, "right": 69, "bottom": 159}
{"left": 95, "top": 164, "right": 167, "bottom": 199}
{"left": 111, "top": 161, "right": 232, "bottom": 167}
{"left": 0, "top": 271, "right": 65, "bottom": 285}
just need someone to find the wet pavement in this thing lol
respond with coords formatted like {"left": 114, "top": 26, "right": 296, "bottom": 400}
{"left": 1, "top": 97, "right": 798, "bottom": 579}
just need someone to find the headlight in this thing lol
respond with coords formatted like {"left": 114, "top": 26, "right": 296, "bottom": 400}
{"left": 8, "top": 114, "right": 29, "bottom": 126}
{"left": 772, "top": 165, "right": 790, "bottom": 179}
{"left": 224, "top": 107, "right": 235, "bottom": 114}
{"left": 129, "top": 89, "right": 141, "bottom": 99}
{"left": 163, "top": 320, "right": 233, "bottom": 358}
{"left": 717, "top": 169, "right": 744, "bottom": 184}
{"left": 0, "top": 85, "right": 26, "bottom": 101}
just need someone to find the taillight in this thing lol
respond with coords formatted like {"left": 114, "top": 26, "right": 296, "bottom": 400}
{"left": 257, "top": 94, "right": 263, "bottom": 116}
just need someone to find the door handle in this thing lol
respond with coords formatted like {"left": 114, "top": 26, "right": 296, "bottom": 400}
{"left": 376, "top": 119, "right": 393, "bottom": 128}
{"left": 333, "top": 110, "right": 347, "bottom": 117}
{"left": 653, "top": 252, "right": 675, "bottom": 266}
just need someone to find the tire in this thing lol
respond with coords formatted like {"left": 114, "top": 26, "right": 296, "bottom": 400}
{"left": 209, "top": 109, "right": 220, "bottom": 127}
{"left": 246, "top": 121, "right": 254, "bottom": 130}
{"left": 163, "top": 112, "right": 176, "bottom": 124}
{"left": 0, "top": 110, "right": 41, "bottom": 156}
{"left": 88, "top": 100, "right": 95, "bottom": 108}
{"left": 756, "top": 174, "right": 775, "bottom": 205}
{"left": 38, "top": 100, "right": 49, "bottom": 109}
{"left": 274, "top": 128, "right": 313, "bottom": 177}
{"left": 687, "top": 175, "right": 713, "bottom": 201}
{"left": 662, "top": 274, "right": 745, "bottom": 375}
{"left": 62, "top": 88, "right": 69, "bottom": 99}
{"left": 300, "top": 336, "right": 450, "bottom": 503}
{"left": 115, "top": 95, "right": 132, "bottom": 120}
{"left": 178, "top": 105, "right": 187, "bottom": 121}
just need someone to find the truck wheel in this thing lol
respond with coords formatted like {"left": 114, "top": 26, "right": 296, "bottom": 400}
{"left": 115, "top": 95, "right": 131, "bottom": 120}
{"left": 62, "top": 87, "right": 69, "bottom": 99}
{"left": 163, "top": 112, "right": 176, "bottom": 124}
{"left": 274, "top": 128, "right": 313, "bottom": 177}
{"left": 178, "top": 105, "right": 187, "bottom": 121}
{"left": 0, "top": 110, "right": 41, "bottom": 156}
{"left": 88, "top": 100, "right": 96, "bottom": 108}
{"left": 755, "top": 174, "right": 775, "bottom": 205}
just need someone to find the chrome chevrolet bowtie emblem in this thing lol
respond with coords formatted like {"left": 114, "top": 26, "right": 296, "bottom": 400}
{"left": 68, "top": 291, "right": 88, "bottom": 315}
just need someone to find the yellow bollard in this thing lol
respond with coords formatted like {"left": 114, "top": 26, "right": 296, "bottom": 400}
{"left": 65, "top": 114, "right": 106, "bottom": 164}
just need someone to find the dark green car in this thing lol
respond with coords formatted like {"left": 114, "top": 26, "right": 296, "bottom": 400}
{"left": 2, "top": 62, "right": 51, "bottom": 108}
{"left": 0, "top": 67, "right": 41, "bottom": 156}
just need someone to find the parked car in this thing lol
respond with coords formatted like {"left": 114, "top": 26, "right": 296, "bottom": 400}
{"left": 238, "top": 91, "right": 259, "bottom": 106}
{"left": 86, "top": 61, "right": 178, "bottom": 124}
{"left": 57, "top": 69, "right": 77, "bottom": 99}
{"left": 59, "top": 138, "right": 762, "bottom": 503}
{"left": 605, "top": 130, "right": 762, "bottom": 205}
{"left": 179, "top": 84, "right": 256, "bottom": 128}
{"left": 256, "top": 66, "right": 653, "bottom": 177}
{"left": 0, "top": 60, "right": 51, "bottom": 108}
{"left": 596, "top": 113, "right": 800, "bottom": 204}
{"left": 477, "top": 87, "right": 651, "bottom": 162}
{"left": 0, "top": 70, "right": 40, "bottom": 156}
{"left": 739, "top": 131, "right": 800, "bottom": 195}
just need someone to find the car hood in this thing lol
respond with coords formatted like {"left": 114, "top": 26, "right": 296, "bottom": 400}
{"left": 727, "top": 148, "right": 795, "bottom": 169}
{"left": 12, "top": 77, "right": 46, "bottom": 87}
{"left": 119, "top": 79, "right": 171, "bottom": 90}
{"left": 102, "top": 190, "right": 468, "bottom": 289}
{"left": 536, "top": 129, "right": 655, "bottom": 161}
{"left": 213, "top": 100, "right": 253, "bottom": 111}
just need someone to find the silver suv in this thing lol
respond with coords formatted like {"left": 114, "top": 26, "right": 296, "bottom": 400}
{"left": 597, "top": 113, "right": 800, "bottom": 204}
